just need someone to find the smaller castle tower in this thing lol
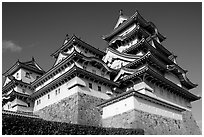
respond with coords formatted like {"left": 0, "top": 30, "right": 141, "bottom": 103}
{"left": 31, "top": 35, "right": 118, "bottom": 126}
{"left": 2, "top": 58, "right": 45, "bottom": 113}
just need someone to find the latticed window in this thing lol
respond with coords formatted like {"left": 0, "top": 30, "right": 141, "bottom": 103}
{"left": 98, "top": 86, "right": 101, "bottom": 91}
{"left": 89, "top": 83, "right": 92, "bottom": 89}
{"left": 25, "top": 72, "right": 31, "bottom": 78}
{"left": 160, "top": 88, "right": 163, "bottom": 95}
{"left": 83, "top": 65, "right": 87, "bottom": 70}
{"left": 101, "top": 71, "right": 105, "bottom": 77}
{"left": 92, "top": 69, "right": 96, "bottom": 74}
{"left": 22, "top": 88, "right": 26, "bottom": 93}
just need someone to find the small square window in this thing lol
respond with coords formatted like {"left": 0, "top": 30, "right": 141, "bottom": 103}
{"left": 22, "top": 89, "right": 26, "bottom": 93}
{"left": 89, "top": 83, "right": 92, "bottom": 89}
{"left": 92, "top": 69, "right": 96, "bottom": 74}
{"left": 98, "top": 86, "right": 101, "bottom": 91}
{"left": 101, "top": 71, "right": 105, "bottom": 76}
{"left": 25, "top": 72, "right": 31, "bottom": 79}
{"left": 83, "top": 65, "right": 87, "bottom": 70}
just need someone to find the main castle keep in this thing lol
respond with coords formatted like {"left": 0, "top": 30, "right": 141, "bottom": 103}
{"left": 2, "top": 10, "right": 201, "bottom": 135}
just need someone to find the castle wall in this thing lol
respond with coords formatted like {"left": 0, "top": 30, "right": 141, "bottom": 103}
{"left": 102, "top": 95, "right": 182, "bottom": 121}
{"left": 34, "top": 91, "right": 104, "bottom": 126}
{"left": 34, "top": 92, "right": 79, "bottom": 124}
{"left": 102, "top": 109, "right": 201, "bottom": 135}
{"left": 34, "top": 76, "right": 111, "bottom": 112}
{"left": 133, "top": 82, "right": 191, "bottom": 110}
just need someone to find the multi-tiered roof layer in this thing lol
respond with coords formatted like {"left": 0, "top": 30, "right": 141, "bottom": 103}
{"left": 2, "top": 58, "right": 45, "bottom": 112}
{"left": 101, "top": 10, "right": 200, "bottom": 109}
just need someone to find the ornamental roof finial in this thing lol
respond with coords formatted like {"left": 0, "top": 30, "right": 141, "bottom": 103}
{"left": 32, "top": 56, "right": 35, "bottom": 61}
{"left": 119, "top": 9, "right": 123, "bottom": 16}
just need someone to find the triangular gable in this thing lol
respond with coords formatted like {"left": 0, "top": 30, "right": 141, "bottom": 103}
{"left": 114, "top": 68, "right": 134, "bottom": 82}
{"left": 114, "top": 15, "right": 129, "bottom": 29}
{"left": 54, "top": 52, "right": 68, "bottom": 66}
{"left": 3, "top": 77, "right": 12, "bottom": 87}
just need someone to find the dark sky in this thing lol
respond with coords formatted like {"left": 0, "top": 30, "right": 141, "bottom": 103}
{"left": 2, "top": 2, "right": 202, "bottom": 129}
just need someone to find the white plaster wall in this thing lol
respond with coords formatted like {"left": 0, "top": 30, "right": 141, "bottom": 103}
{"left": 35, "top": 63, "right": 74, "bottom": 91}
{"left": 102, "top": 96, "right": 135, "bottom": 119}
{"left": 36, "top": 57, "right": 110, "bottom": 91}
{"left": 164, "top": 72, "right": 182, "bottom": 87}
{"left": 34, "top": 77, "right": 111, "bottom": 112}
{"left": 80, "top": 77, "right": 112, "bottom": 97}
{"left": 54, "top": 52, "right": 68, "bottom": 66}
{"left": 84, "top": 63, "right": 110, "bottom": 79}
{"left": 3, "top": 98, "right": 27, "bottom": 111}
{"left": 3, "top": 77, "right": 11, "bottom": 87}
{"left": 12, "top": 69, "right": 22, "bottom": 80}
{"left": 133, "top": 82, "right": 190, "bottom": 110}
{"left": 20, "top": 68, "right": 41, "bottom": 84}
{"left": 133, "top": 96, "right": 182, "bottom": 120}
{"left": 103, "top": 50, "right": 137, "bottom": 69}
{"left": 15, "top": 86, "right": 33, "bottom": 95}
{"left": 12, "top": 105, "right": 33, "bottom": 112}
{"left": 102, "top": 95, "right": 182, "bottom": 120}
{"left": 117, "top": 37, "right": 139, "bottom": 53}
{"left": 118, "top": 24, "right": 136, "bottom": 37}
{"left": 103, "top": 50, "right": 136, "bottom": 64}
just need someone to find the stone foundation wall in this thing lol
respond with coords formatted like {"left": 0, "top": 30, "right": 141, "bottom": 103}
{"left": 77, "top": 92, "right": 105, "bottom": 126}
{"left": 34, "top": 93, "right": 79, "bottom": 124}
{"left": 102, "top": 109, "right": 201, "bottom": 135}
{"left": 182, "top": 111, "right": 201, "bottom": 134}
{"left": 34, "top": 92, "right": 105, "bottom": 126}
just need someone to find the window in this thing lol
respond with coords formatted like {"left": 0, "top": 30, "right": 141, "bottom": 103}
{"left": 22, "top": 88, "right": 26, "bottom": 93}
{"left": 36, "top": 76, "right": 40, "bottom": 79}
{"left": 37, "top": 99, "right": 41, "bottom": 105}
{"left": 98, "top": 86, "right": 101, "bottom": 91}
{"left": 48, "top": 94, "right": 50, "bottom": 99}
{"left": 16, "top": 73, "right": 19, "bottom": 78}
{"left": 92, "top": 69, "right": 96, "bottom": 74}
{"left": 83, "top": 65, "right": 87, "bottom": 70}
{"left": 25, "top": 72, "right": 31, "bottom": 79}
{"left": 27, "top": 103, "right": 30, "bottom": 107}
{"left": 160, "top": 88, "right": 163, "bottom": 95}
{"left": 101, "top": 71, "right": 105, "bottom": 77}
{"left": 89, "top": 83, "right": 92, "bottom": 89}
{"left": 56, "top": 88, "right": 60, "bottom": 95}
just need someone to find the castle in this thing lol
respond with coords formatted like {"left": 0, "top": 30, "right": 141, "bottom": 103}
{"left": 2, "top": 10, "right": 201, "bottom": 135}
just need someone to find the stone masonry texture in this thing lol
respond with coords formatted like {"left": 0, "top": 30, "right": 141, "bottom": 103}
{"left": 34, "top": 92, "right": 104, "bottom": 126}
{"left": 34, "top": 93, "right": 79, "bottom": 124}
{"left": 102, "top": 109, "right": 201, "bottom": 135}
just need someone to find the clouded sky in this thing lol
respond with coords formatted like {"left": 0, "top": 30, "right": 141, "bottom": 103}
{"left": 2, "top": 2, "right": 202, "bottom": 129}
